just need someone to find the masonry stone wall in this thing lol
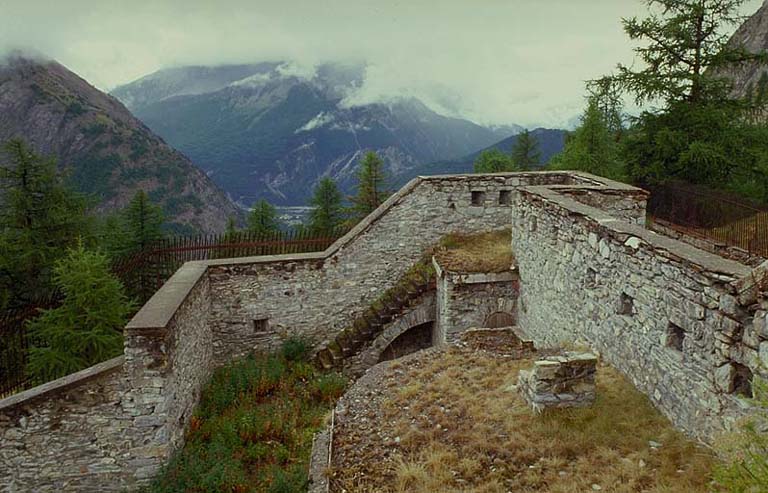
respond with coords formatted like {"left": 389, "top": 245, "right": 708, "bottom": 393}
{"left": 434, "top": 260, "right": 519, "bottom": 344}
{"left": 0, "top": 264, "right": 214, "bottom": 491}
{"left": 511, "top": 185, "right": 768, "bottom": 441}
{"left": 206, "top": 173, "right": 584, "bottom": 362}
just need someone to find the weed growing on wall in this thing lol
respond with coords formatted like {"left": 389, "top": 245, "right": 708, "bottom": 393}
{"left": 715, "top": 376, "right": 768, "bottom": 492}
{"left": 145, "top": 337, "right": 346, "bottom": 493}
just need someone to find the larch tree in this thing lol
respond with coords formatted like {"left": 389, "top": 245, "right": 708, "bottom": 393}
{"left": 122, "top": 190, "right": 164, "bottom": 254}
{"left": 350, "top": 151, "right": 389, "bottom": 221}
{"left": 247, "top": 199, "right": 281, "bottom": 237}
{"left": 308, "top": 177, "right": 345, "bottom": 235}
{"left": 511, "top": 130, "right": 541, "bottom": 170}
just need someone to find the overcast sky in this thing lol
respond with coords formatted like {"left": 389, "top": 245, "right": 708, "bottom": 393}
{"left": 0, "top": 0, "right": 763, "bottom": 127}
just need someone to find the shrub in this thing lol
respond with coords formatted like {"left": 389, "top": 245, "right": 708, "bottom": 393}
{"left": 310, "top": 372, "right": 347, "bottom": 403}
{"left": 281, "top": 336, "right": 310, "bottom": 362}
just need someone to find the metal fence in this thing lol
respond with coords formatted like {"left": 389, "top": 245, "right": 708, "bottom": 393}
{"left": 646, "top": 182, "right": 768, "bottom": 258}
{"left": 0, "top": 227, "right": 343, "bottom": 398}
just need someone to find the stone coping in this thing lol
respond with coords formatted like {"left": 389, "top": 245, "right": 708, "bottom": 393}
{"left": 519, "top": 185, "right": 753, "bottom": 280}
{"left": 0, "top": 356, "right": 124, "bottom": 412}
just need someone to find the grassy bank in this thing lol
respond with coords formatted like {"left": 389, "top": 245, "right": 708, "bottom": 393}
{"left": 146, "top": 339, "right": 346, "bottom": 493}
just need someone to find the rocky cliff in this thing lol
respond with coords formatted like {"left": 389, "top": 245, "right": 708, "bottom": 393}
{"left": 0, "top": 55, "right": 241, "bottom": 233}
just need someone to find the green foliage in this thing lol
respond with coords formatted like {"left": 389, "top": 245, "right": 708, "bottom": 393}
{"left": 549, "top": 97, "right": 628, "bottom": 181}
{"left": 247, "top": 199, "right": 281, "bottom": 236}
{"left": 280, "top": 336, "right": 311, "bottom": 362}
{"left": 25, "top": 243, "right": 134, "bottom": 383}
{"left": 0, "top": 139, "right": 92, "bottom": 308}
{"left": 605, "top": 0, "right": 766, "bottom": 107}
{"left": 473, "top": 149, "right": 518, "bottom": 173}
{"left": 350, "top": 151, "right": 390, "bottom": 222}
{"left": 146, "top": 345, "right": 347, "bottom": 493}
{"left": 307, "top": 177, "right": 345, "bottom": 235}
{"left": 511, "top": 129, "right": 541, "bottom": 169}
{"left": 715, "top": 376, "right": 768, "bottom": 492}
{"left": 123, "top": 190, "right": 165, "bottom": 253}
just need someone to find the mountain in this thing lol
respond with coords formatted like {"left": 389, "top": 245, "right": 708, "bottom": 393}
{"left": 0, "top": 55, "right": 240, "bottom": 233}
{"left": 718, "top": 1, "right": 768, "bottom": 100}
{"left": 112, "top": 63, "right": 516, "bottom": 206}
{"left": 394, "top": 128, "right": 568, "bottom": 185}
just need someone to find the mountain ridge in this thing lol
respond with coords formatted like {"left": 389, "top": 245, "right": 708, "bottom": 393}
{"left": 0, "top": 55, "right": 241, "bottom": 232}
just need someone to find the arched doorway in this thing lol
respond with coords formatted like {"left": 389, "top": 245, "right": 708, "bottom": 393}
{"left": 484, "top": 311, "right": 516, "bottom": 328}
{"left": 378, "top": 321, "right": 434, "bottom": 363}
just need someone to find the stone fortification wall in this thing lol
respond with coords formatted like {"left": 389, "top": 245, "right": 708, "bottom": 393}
{"left": 0, "top": 264, "right": 213, "bottom": 491}
{"left": 205, "top": 173, "right": 584, "bottom": 362}
{"left": 511, "top": 184, "right": 767, "bottom": 441}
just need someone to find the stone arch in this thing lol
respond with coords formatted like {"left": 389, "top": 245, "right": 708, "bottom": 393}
{"left": 484, "top": 311, "right": 516, "bottom": 328}
{"left": 356, "top": 296, "right": 436, "bottom": 369}
{"left": 378, "top": 321, "right": 434, "bottom": 363}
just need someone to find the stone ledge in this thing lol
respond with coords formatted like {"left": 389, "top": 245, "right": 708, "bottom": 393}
{"left": 0, "top": 356, "right": 124, "bottom": 412}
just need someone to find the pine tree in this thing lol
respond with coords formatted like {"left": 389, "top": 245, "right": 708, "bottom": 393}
{"left": 26, "top": 243, "right": 134, "bottom": 383}
{"left": 473, "top": 149, "right": 517, "bottom": 173}
{"left": 247, "top": 199, "right": 280, "bottom": 237}
{"left": 0, "top": 139, "right": 91, "bottom": 308}
{"left": 511, "top": 130, "right": 541, "bottom": 170}
{"left": 549, "top": 97, "right": 627, "bottom": 181}
{"left": 308, "top": 177, "right": 345, "bottom": 235}
{"left": 350, "top": 151, "right": 389, "bottom": 221}
{"left": 123, "top": 190, "right": 164, "bottom": 254}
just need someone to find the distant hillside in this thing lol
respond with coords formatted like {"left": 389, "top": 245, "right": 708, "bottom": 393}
{"left": 113, "top": 63, "right": 519, "bottom": 206}
{"left": 394, "top": 128, "right": 568, "bottom": 186}
{"left": 0, "top": 55, "right": 241, "bottom": 233}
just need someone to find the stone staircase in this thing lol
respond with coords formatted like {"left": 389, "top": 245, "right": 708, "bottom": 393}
{"left": 314, "top": 261, "right": 436, "bottom": 370}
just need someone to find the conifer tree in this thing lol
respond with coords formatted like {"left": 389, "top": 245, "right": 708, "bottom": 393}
{"left": 511, "top": 130, "right": 541, "bottom": 170}
{"left": 247, "top": 199, "right": 280, "bottom": 236}
{"left": 123, "top": 190, "right": 164, "bottom": 254}
{"left": 549, "top": 97, "right": 627, "bottom": 181}
{"left": 26, "top": 243, "right": 134, "bottom": 382}
{"left": 351, "top": 151, "right": 389, "bottom": 220}
{"left": 0, "top": 139, "right": 90, "bottom": 308}
{"left": 308, "top": 177, "right": 344, "bottom": 235}
{"left": 473, "top": 149, "right": 517, "bottom": 173}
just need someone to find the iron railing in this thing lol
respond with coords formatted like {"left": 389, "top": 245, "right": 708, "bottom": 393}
{"left": 646, "top": 182, "right": 768, "bottom": 258}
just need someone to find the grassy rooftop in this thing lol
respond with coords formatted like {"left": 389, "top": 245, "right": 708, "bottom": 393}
{"left": 434, "top": 229, "right": 515, "bottom": 273}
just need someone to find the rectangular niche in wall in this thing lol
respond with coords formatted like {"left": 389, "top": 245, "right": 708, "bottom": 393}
{"left": 665, "top": 322, "right": 684, "bottom": 351}
{"left": 471, "top": 191, "right": 486, "bottom": 206}
{"left": 499, "top": 190, "right": 512, "bottom": 205}
{"left": 253, "top": 318, "right": 269, "bottom": 333}
{"left": 617, "top": 292, "right": 634, "bottom": 316}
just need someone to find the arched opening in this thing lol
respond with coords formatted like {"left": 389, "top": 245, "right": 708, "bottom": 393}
{"left": 484, "top": 311, "right": 516, "bottom": 328}
{"left": 378, "top": 321, "right": 434, "bottom": 363}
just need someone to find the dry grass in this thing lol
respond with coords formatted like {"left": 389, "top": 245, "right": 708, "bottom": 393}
{"left": 331, "top": 348, "right": 716, "bottom": 492}
{"left": 435, "top": 229, "right": 515, "bottom": 273}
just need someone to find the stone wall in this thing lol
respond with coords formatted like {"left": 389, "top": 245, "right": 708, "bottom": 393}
{"left": 511, "top": 184, "right": 767, "bottom": 441}
{"left": 206, "top": 173, "right": 586, "bottom": 362}
{"left": 0, "top": 263, "right": 214, "bottom": 491}
{"left": 433, "top": 259, "right": 519, "bottom": 344}
{"left": 517, "top": 352, "right": 598, "bottom": 412}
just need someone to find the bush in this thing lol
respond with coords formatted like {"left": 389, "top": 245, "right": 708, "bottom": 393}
{"left": 281, "top": 336, "right": 310, "bottom": 362}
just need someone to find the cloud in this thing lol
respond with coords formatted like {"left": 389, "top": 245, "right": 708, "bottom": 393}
{"left": 0, "top": 0, "right": 762, "bottom": 127}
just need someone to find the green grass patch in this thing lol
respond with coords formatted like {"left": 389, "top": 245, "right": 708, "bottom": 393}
{"left": 145, "top": 338, "right": 346, "bottom": 493}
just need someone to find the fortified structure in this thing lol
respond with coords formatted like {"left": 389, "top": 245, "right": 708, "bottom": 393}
{"left": 1, "top": 171, "right": 767, "bottom": 492}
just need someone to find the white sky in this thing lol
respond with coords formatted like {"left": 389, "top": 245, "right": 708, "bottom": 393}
{"left": 0, "top": 0, "right": 763, "bottom": 127}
